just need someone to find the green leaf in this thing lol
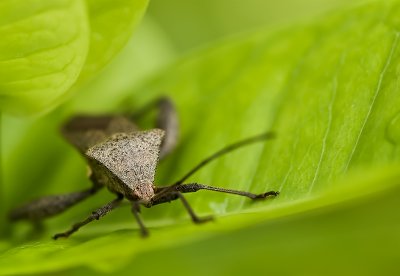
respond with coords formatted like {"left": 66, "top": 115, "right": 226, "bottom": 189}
{"left": 1, "top": 168, "right": 400, "bottom": 274}
{"left": 68, "top": 16, "right": 176, "bottom": 112}
{"left": 0, "top": 0, "right": 148, "bottom": 115}
{"left": 2, "top": 0, "right": 400, "bottom": 274}
{"left": 75, "top": 0, "right": 149, "bottom": 84}
{"left": 0, "top": 0, "right": 90, "bottom": 115}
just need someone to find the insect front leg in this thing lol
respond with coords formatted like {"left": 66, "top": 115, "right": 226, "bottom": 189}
{"left": 9, "top": 186, "right": 102, "bottom": 222}
{"left": 176, "top": 192, "right": 214, "bottom": 224}
{"left": 151, "top": 182, "right": 278, "bottom": 225}
{"left": 53, "top": 194, "right": 123, "bottom": 239}
{"left": 150, "top": 191, "right": 213, "bottom": 224}
{"left": 175, "top": 183, "right": 279, "bottom": 200}
{"left": 153, "top": 183, "right": 278, "bottom": 203}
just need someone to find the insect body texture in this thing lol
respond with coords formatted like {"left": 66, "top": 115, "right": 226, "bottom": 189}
{"left": 87, "top": 130, "right": 164, "bottom": 202}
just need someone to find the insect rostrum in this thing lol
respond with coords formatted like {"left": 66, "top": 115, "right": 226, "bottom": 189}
{"left": 9, "top": 97, "right": 279, "bottom": 238}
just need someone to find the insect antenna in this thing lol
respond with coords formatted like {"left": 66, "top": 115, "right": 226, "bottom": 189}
{"left": 174, "top": 132, "right": 275, "bottom": 185}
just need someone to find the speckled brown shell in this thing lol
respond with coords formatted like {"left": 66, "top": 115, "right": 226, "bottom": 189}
{"left": 85, "top": 129, "right": 165, "bottom": 202}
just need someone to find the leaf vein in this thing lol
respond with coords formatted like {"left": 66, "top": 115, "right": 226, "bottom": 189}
{"left": 344, "top": 31, "right": 400, "bottom": 171}
{"left": 308, "top": 67, "right": 339, "bottom": 193}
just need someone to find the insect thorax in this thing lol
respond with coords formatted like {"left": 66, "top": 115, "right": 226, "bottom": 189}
{"left": 85, "top": 129, "right": 165, "bottom": 202}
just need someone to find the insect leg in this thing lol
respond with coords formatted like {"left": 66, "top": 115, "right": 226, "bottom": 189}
{"left": 9, "top": 186, "right": 102, "bottom": 222}
{"left": 156, "top": 97, "right": 179, "bottom": 158}
{"left": 176, "top": 183, "right": 279, "bottom": 200}
{"left": 152, "top": 183, "right": 278, "bottom": 204}
{"left": 150, "top": 190, "right": 212, "bottom": 223}
{"left": 53, "top": 194, "right": 123, "bottom": 239}
{"left": 176, "top": 192, "right": 213, "bottom": 224}
{"left": 132, "top": 97, "right": 179, "bottom": 159}
{"left": 131, "top": 201, "right": 149, "bottom": 237}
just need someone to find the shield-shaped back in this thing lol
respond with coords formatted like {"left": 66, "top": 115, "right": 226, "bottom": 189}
{"left": 85, "top": 129, "right": 165, "bottom": 200}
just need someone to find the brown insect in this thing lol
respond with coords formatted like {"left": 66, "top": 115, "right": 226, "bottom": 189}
{"left": 9, "top": 98, "right": 279, "bottom": 238}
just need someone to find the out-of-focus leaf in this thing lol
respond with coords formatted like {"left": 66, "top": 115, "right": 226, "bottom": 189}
{"left": 69, "top": 16, "right": 177, "bottom": 112}
{"left": 0, "top": 0, "right": 149, "bottom": 115}
{"left": 76, "top": 0, "right": 149, "bottom": 83}
{"left": 0, "top": 0, "right": 89, "bottom": 115}
{"left": 148, "top": 0, "right": 373, "bottom": 51}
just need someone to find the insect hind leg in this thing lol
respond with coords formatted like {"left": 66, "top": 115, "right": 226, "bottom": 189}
{"left": 9, "top": 186, "right": 102, "bottom": 222}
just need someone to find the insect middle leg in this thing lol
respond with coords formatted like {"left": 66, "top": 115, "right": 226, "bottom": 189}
{"left": 53, "top": 194, "right": 123, "bottom": 239}
{"left": 131, "top": 201, "right": 149, "bottom": 237}
{"left": 176, "top": 192, "right": 213, "bottom": 223}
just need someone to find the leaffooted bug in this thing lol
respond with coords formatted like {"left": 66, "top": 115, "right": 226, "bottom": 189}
{"left": 9, "top": 97, "right": 279, "bottom": 238}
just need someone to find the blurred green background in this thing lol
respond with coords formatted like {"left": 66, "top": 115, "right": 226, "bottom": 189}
{"left": 147, "top": 0, "right": 369, "bottom": 52}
